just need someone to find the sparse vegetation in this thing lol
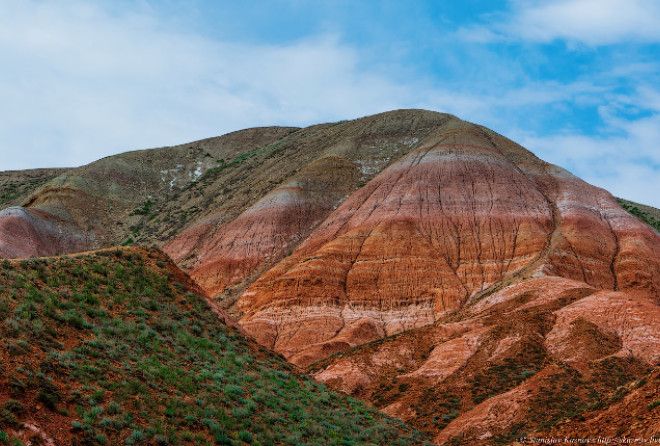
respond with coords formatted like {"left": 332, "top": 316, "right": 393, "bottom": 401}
{"left": 0, "top": 170, "right": 66, "bottom": 208}
{"left": 131, "top": 198, "right": 155, "bottom": 216}
{"left": 470, "top": 342, "right": 545, "bottom": 404}
{"left": 617, "top": 198, "right": 660, "bottom": 232}
{"left": 0, "top": 248, "right": 429, "bottom": 445}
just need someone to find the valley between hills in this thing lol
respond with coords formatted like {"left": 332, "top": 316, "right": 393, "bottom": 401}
{"left": 0, "top": 109, "right": 658, "bottom": 445}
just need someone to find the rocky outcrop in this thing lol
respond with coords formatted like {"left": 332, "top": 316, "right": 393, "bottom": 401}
{"left": 166, "top": 110, "right": 454, "bottom": 304}
{"left": 170, "top": 156, "right": 362, "bottom": 298}
{"left": 228, "top": 114, "right": 659, "bottom": 444}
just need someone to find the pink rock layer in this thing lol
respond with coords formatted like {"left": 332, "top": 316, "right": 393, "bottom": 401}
{"left": 0, "top": 206, "right": 91, "bottom": 258}
{"left": 166, "top": 156, "right": 361, "bottom": 298}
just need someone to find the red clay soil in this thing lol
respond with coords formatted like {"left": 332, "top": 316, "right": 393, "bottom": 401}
{"left": 229, "top": 120, "right": 659, "bottom": 444}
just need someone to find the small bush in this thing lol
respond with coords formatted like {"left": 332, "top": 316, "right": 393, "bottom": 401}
{"left": 238, "top": 430, "right": 253, "bottom": 443}
{"left": 37, "top": 377, "right": 61, "bottom": 410}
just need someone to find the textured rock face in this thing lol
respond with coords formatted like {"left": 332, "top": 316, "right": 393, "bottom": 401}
{"left": 168, "top": 156, "right": 362, "bottom": 298}
{"left": 237, "top": 123, "right": 659, "bottom": 368}
{"left": 227, "top": 115, "right": 659, "bottom": 444}
{"left": 165, "top": 110, "right": 453, "bottom": 302}
{"left": 0, "top": 126, "right": 299, "bottom": 258}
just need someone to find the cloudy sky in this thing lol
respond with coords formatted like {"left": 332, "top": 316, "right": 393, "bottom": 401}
{"left": 1, "top": 0, "right": 659, "bottom": 205}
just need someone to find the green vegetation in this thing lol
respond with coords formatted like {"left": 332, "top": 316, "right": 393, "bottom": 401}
{"left": 0, "top": 248, "right": 428, "bottom": 445}
{"left": 408, "top": 387, "right": 462, "bottom": 434}
{"left": 617, "top": 198, "right": 660, "bottom": 232}
{"left": 198, "top": 142, "right": 284, "bottom": 185}
{"left": 492, "top": 422, "right": 525, "bottom": 446}
{"left": 0, "top": 170, "right": 65, "bottom": 208}
{"left": 527, "top": 365, "right": 592, "bottom": 430}
{"left": 0, "top": 183, "right": 21, "bottom": 206}
{"left": 470, "top": 342, "right": 545, "bottom": 404}
{"left": 131, "top": 198, "right": 155, "bottom": 216}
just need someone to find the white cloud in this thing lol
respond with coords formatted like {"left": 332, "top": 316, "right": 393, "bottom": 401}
{"left": 459, "top": 0, "right": 660, "bottom": 45}
{"left": 0, "top": 0, "right": 411, "bottom": 170}
{"left": 512, "top": 112, "right": 660, "bottom": 206}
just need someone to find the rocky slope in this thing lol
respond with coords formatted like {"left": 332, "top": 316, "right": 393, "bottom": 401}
{"left": 0, "top": 127, "right": 296, "bottom": 258}
{"left": 0, "top": 247, "right": 429, "bottom": 445}
{"left": 1, "top": 109, "right": 658, "bottom": 445}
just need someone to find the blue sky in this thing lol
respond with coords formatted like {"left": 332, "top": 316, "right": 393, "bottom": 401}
{"left": 1, "top": 0, "right": 659, "bottom": 205}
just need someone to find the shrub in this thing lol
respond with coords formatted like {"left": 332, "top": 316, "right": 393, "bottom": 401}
{"left": 125, "top": 429, "right": 145, "bottom": 445}
{"left": 37, "top": 377, "right": 61, "bottom": 410}
{"left": 238, "top": 430, "right": 253, "bottom": 443}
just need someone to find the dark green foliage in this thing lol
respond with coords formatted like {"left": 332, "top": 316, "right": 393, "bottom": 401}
{"left": 36, "top": 375, "right": 61, "bottom": 409}
{"left": 0, "top": 248, "right": 429, "bottom": 446}
{"left": 407, "top": 388, "right": 462, "bottom": 434}
{"left": 492, "top": 422, "right": 526, "bottom": 446}
{"left": 0, "top": 400, "right": 23, "bottom": 428}
{"left": 525, "top": 364, "right": 602, "bottom": 431}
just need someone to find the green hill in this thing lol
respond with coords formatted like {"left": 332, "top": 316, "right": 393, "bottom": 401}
{"left": 0, "top": 247, "right": 428, "bottom": 446}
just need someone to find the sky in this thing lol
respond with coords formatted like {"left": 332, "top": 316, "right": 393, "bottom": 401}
{"left": 0, "top": 0, "right": 659, "bottom": 206}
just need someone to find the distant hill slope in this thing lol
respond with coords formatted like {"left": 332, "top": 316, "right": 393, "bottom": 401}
{"left": 617, "top": 198, "right": 660, "bottom": 232}
{"left": 0, "top": 247, "right": 429, "bottom": 445}
{"left": 0, "top": 168, "right": 69, "bottom": 208}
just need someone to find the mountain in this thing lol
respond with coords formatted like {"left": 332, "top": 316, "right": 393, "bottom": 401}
{"left": 0, "top": 247, "right": 429, "bottom": 445}
{"left": 1, "top": 109, "right": 658, "bottom": 445}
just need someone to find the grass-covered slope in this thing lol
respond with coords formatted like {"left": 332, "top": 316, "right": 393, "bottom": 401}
{"left": 617, "top": 198, "right": 660, "bottom": 232}
{"left": 0, "top": 247, "right": 428, "bottom": 446}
